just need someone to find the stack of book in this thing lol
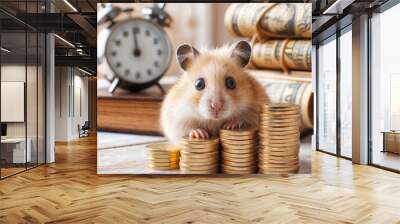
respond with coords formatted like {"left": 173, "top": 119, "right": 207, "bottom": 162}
{"left": 224, "top": 3, "right": 313, "bottom": 134}
{"left": 97, "top": 79, "right": 174, "bottom": 134}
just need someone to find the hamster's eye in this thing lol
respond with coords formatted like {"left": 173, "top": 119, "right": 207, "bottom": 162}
{"left": 195, "top": 78, "right": 205, "bottom": 90}
{"left": 225, "top": 76, "right": 236, "bottom": 89}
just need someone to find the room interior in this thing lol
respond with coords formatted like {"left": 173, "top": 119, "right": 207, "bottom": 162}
{"left": 0, "top": 0, "right": 400, "bottom": 223}
{"left": 0, "top": 0, "right": 97, "bottom": 179}
{"left": 314, "top": 0, "right": 400, "bottom": 172}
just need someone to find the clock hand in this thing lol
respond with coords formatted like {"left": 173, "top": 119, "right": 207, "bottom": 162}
{"left": 132, "top": 28, "right": 141, "bottom": 57}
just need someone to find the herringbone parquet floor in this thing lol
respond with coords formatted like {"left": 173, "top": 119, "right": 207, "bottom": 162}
{"left": 1, "top": 135, "right": 400, "bottom": 224}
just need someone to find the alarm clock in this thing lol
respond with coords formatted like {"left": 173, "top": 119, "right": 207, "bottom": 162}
{"left": 98, "top": 3, "right": 173, "bottom": 93}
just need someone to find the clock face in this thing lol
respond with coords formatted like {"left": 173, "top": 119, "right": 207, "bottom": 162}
{"left": 105, "top": 18, "right": 172, "bottom": 84}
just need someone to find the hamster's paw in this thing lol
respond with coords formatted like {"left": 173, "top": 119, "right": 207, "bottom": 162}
{"left": 222, "top": 120, "right": 242, "bottom": 130}
{"left": 189, "top": 129, "right": 209, "bottom": 139}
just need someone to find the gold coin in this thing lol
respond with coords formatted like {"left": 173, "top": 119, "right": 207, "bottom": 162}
{"left": 258, "top": 146, "right": 299, "bottom": 153}
{"left": 262, "top": 108, "right": 299, "bottom": 113}
{"left": 180, "top": 145, "right": 218, "bottom": 153}
{"left": 180, "top": 157, "right": 219, "bottom": 164}
{"left": 222, "top": 147, "right": 256, "bottom": 154}
{"left": 223, "top": 159, "right": 257, "bottom": 167}
{"left": 220, "top": 128, "right": 257, "bottom": 136}
{"left": 222, "top": 164, "right": 257, "bottom": 172}
{"left": 259, "top": 166, "right": 299, "bottom": 174}
{"left": 259, "top": 147, "right": 299, "bottom": 154}
{"left": 149, "top": 160, "right": 178, "bottom": 166}
{"left": 259, "top": 139, "right": 300, "bottom": 148}
{"left": 147, "top": 156, "right": 179, "bottom": 162}
{"left": 261, "top": 114, "right": 300, "bottom": 120}
{"left": 262, "top": 109, "right": 300, "bottom": 115}
{"left": 179, "top": 166, "right": 217, "bottom": 172}
{"left": 148, "top": 163, "right": 179, "bottom": 170}
{"left": 180, "top": 151, "right": 218, "bottom": 159}
{"left": 182, "top": 136, "right": 219, "bottom": 145}
{"left": 146, "top": 143, "right": 180, "bottom": 152}
{"left": 259, "top": 144, "right": 299, "bottom": 150}
{"left": 179, "top": 159, "right": 218, "bottom": 166}
{"left": 222, "top": 168, "right": 256, "bottom": 174}
{"left": 262, "top": 107, "right": 299, "bottom": 113}
{"left": 179, "top": 162, "right": 218, "bottom": 171}
{"left": 259, "top": 135, "right": 300, "bottom": 141}
{"left": 258, "top": 129, "right": 299, "bottom": 136}
{"left": 220, "top": 139, "right": 256, "bottom": 146}
{"left": 259, "top": 160, "right": 299, "bottom": 167}
{"left": 262, "top": 109, "right": 299, "bottom": 114}
{"left": 259, "top": 153, "right": 298, "bottom": 159}
{"left": 259, "top": 156, "right": 298, "bottom": 164}
{"left": 260, "top": 137, "right": 299, "bottom": 144}
{"left": 259, "top": 161, "right": 299, "bottom": 168}
{"left": 181, "top": 141, "right": 219, "bottom": 149}
{"left": 259, "top": 123, "right": 299, "bottom": 129}
{"left": 261, "top": 162, "right": 299, "bottom": 168}
{"left": 147, "top": 151, "right": 179, "bottom": 157}
{"left": 259, "top": 143, "right": 299, "bottom": 150}
{"left": 259, "top": 120, "right": 300, "bottom": 127}
{"left": 258, "top": 144, "right": 299, "bottom": 151}
{"left": 220, "top": 134, "right": 257, "bottom": 141}
{"left": 259, "top": 151, "right": 299, "bottom": 158}
{"left": 259, "top": 161, "right": 298, "bottom": 168}
{"left": 220, "top": 142, "right": 256, "bottom": 150}
{"left": 180, "top": 169, "right": 217, "bottom": 174}
{"left": 260, "top": 151, "right": 298, "bottom": 157}
{"left": 222, "top": 151, "right": 256, "bottom": 159}
{"left": 181, "top": 145, "right": 219, "bottom": 153}
{"left": 259, "top": 126, "right": 299, "bottom": 132}
{"left": 147, "top": 155, "right": 180, "bottom": 162}
{"left": 259, "top": 122, "right": 299, "bottom": 127}
{"left": 259, "top": 150, "right": 299, "bottom": 155}
{"left": 261, "top": 112, "right": 299, "bottom": 117}
{"left": 221, "top": 148, "right": 255, "bottom": 154}
{"left": 259, "top": 163, "right": 299, "bottom": 170}
{"left": 221, "top": 147, "right": 256, "bottom": 154}
{"left": 262, "top": 103, "right": 299, "bottom": 109}
{"left": 223, "top": 156, "right": 256, "bottom": 163}
{"left": 260, "top": 134, "right": 300, "bottom": 141}
{"left": 180, "top": 141, "right": 219, "bottom": 149}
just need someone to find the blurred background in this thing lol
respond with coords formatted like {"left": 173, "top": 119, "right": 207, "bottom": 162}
{"left": 98, "top": 3, "right": 235, "bottom": 78}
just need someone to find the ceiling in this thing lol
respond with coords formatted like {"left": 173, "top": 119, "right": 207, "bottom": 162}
{"left": 0, "top": 0, "right": 96, "bottom": 74}
{"left": 311, "top": 0, "right": 391, "bottom": 43}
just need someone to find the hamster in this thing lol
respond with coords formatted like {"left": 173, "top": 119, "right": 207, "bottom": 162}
{"left": 161, "top": 41, "right": 269, "bottom": 145}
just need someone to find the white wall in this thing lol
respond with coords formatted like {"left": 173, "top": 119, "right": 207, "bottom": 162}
{"left": 1, "top": 65, "right": 35, "bottom": 138}
{"left": 54, "top": 67, "right": 89, "bottom": 141}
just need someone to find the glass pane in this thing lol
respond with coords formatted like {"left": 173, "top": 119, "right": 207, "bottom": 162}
{"left": 339, "top": 28, "right": 352, "bottom": 158}
{"left": 317, "top": 36, "right": 337, "bottom": 154}
{"left": 371, "top": 4, "right": 400, "bottom": 171}
{"left": 38, "top": 33, "right": 45, "bottom": 165}
{"left": 1, "top": 31, "right": 27, "bottom": 177}
{"left": 27, "top": 31, "right": 38, "bottom": 169}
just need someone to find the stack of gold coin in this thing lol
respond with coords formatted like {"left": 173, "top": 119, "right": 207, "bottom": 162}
{"left": 146, "top": 143, "right": 180, "bottom": 170}
{"left": 220, "top": 129, "right": 258, "bottom": 174}
{"left": 179, "top": 137, "right": 219, "bottom": 174}
{"left": 259, "top": 103, "right": 301, "bottom": 174}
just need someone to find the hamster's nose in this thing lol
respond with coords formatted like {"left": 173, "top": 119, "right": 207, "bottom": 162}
{"left": 210, "top": 101, "right": 224, "bottom": 112}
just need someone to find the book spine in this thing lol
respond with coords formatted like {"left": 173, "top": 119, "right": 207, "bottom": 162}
{"left": 225, "top": 3, "right": 312, "bottom": 39}
{"left": 252, "top": 39, "right": 311, "bottom": 71}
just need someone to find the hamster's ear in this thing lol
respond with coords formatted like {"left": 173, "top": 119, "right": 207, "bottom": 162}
{"left": 176, "top": 44, "right": 200, "bottom": 71}
{"left": 230, "top": 41, "right": 251, "bottom": 68}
